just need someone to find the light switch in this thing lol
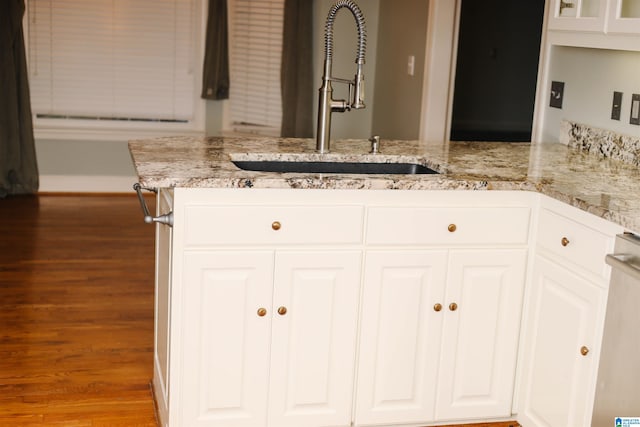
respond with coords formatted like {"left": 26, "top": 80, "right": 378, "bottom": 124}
{"left": 550, "top": 81, "right": 564, "bottom": 109}
{"left": 611, "top": 91, "right": 622, "bottom": 121}
{"left": 407, "top": 55, "right": 415, "bottom": 76}
{"left": 630, "top": 94, "right": 640, "bottom": 125}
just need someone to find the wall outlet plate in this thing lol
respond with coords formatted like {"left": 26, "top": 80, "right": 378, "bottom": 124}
{"left": 630, "top": 94, "right": 640, "bottom": 126}
{"left": 611, "top": 91, "right": 622, "bottom": 121}
{"left": 550, "top": 81, "right": 564, "bottom": 109}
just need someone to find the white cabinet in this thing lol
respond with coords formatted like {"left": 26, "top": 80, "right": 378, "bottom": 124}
{"left": 267, "top": 251, "right": 361, "bottom": 427}
{"left": 355, "top": 250, "right": 447, "bottom": 425}
{"left": 356, "top": 249, "right": 527, "bottom": 425}
{"left": 154, "top": 189, "right": 560, "bottom": 427}
{"left": 179, "top": 250, "right": 361, "bottom": 427}
{"left": 547, "top": 0, "right": 608, "bottom": 32}
{"left": 153, "top": 188, "right": 174, "bottom": 424}
{"left": 606, "top": 0, "right": 640, "bottom": 33}
{"left": 354, "top": 197, "right": 531, "bottom": 426}
{"left": 181, "top": 251, "right": 274, "bottom": 427}
{"left": 546, "top": 0, "right": 640, "bottom": 35}
{"left": 517, "top": 198, "right": 623, "bottom": 427}
{"left": 518, "top": 255, "right": 605, "bottom": 427}
{"left": 154, "top": 189, "right": 368, "bottom": 427}
{"left": 436, "top": 250, "right": 527, "bottom": 421}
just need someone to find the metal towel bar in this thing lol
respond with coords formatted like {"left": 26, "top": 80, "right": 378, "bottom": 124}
{"left": 133, "top": 183, "right": 173, "bottom": 227}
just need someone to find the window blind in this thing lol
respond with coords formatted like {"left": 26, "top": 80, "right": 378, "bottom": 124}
{"left": 27, "top": 0, "right": 198, "bottom": 123}
{"left": 229, "top": 0, "right": 284, "bottom": 134}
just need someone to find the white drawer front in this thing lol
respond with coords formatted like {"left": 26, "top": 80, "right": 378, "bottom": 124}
{"left": 537, "top": 209, "right": 613, "bottom": 279}
{"left": 184, "top": 205, "right": 364, "bottom": 246}
{"left": 366, "top": 207, "right": 530, "bottom": 245}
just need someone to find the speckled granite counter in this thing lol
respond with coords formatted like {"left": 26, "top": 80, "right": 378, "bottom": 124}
{"left": 128, "top": 135, "right": 640, "bottom": 233}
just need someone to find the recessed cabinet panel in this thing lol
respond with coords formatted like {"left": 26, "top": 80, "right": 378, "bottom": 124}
{"left": 355, "top": 250, "right": 448, "bottom": 425}
{"left": 181, "top": 251, "right": 275, "bottom": 427}
{"left": 436, "top": 250, "right": 527, "bottom": 420}
{"left": 268, "top": 251, "right": 361, "bottom": 427}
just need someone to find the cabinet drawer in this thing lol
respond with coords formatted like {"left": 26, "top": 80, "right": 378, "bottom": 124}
{"left": 537, "top": 209, "right": 613, "bottom": 279}
{"left": 184, "top": 205, "right": 364, "bottom": 246}
{"left": 366, "top": 207, "right": 530, "bottom": 245}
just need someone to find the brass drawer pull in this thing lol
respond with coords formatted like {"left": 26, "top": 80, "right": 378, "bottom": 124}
{"left": 257, "top": 308, "right": 267, "bottom": 317}
{"left": 272, "top": 221, "right": 281, "bottom": 231}
{"left": 448, "top": 224, "right": 457, "bottom": 233}
{"left": 433, "top": 303, "right": 442, "bottom": 312}
{"left": 449, "top": 302, "right": 458, "bottom": 311}
{"left": 277, "top": 306, "right": 287, "bottom": 316}
{"left": 580, "top": 345, "right": 589, "bottom": 356}
{"left": 561, "top": 236, "right": 570, "bottom": 247}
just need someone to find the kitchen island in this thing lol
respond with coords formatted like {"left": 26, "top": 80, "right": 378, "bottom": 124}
{"left": 129, "top": 134, "right": 639, "bottom": 427}
{"left": 129, "top": 134, "right": 640, "bottom": 232}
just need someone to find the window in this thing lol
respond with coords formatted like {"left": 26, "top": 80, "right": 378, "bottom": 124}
{"left": 26, "top": 0, "right": 205, "bottom": 140}
{"left": 227, "top": 0, "right": 284, "bottom": 136}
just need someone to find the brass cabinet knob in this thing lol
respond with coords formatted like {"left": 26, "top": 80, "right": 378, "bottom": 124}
{"left": 561, "top": 236, "right": 570, "bottom": 247}
{"left": 277, "top": 306, "right": 287, "bottom": 316}
{"left": 448, "top": 224, "right": 457, "bottom": 233}
{"left": 449, "top": 302, "right": 458, "bottom": 311}
{"left": 257, "top": 307, "right": 267, "bottom": 317}
{"left": 580, "top": 345, "right": 589, "bottom": 356}
{"left": 433, "top": 303, "right": 443, "bottom": 312}
{"left": 272, "top": 221, "right": 281, "bottom": 231}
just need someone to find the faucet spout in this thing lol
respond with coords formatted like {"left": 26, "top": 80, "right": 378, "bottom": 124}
{"left": 316, "top": 0, "right": 367, "bottom": 153}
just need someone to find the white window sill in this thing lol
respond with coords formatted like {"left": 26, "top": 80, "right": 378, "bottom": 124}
{"left": 34, "top": 116, "right": 206, "bottom": 142}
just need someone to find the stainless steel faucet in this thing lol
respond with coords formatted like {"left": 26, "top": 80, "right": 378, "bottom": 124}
{"left": 316, "top": 0, "right": 367, "bottom": 153}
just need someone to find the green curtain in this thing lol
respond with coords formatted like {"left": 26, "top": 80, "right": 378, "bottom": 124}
{"left": 201, "top": 0, "right": 230, "bottom": 100}
{"left": 280, "top": 0, "right": 314, "bottom": 138}
{"left": 0, "top": 0, "right": 39, "bottom": 197}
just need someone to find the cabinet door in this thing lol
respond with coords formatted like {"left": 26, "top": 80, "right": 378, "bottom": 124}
{"left": 268, "top": 251, "right": 362, "bottom": 427}
{"left": 518, "top": 255, "right": 605, "bottom": 427}
{"left": 180, "top": 251, "right": 274, "bottom": 427}
{"left": 606, "top": 0, "right": 640, "bottom": 33}
{"left": 547, "top": 0, "right": 607, "bottom": 31}
{"left": 355, "top": 250, "right": 448, "bottom": 426}
{"left": 436, "top": 249, "right": 527, "bottom": 421}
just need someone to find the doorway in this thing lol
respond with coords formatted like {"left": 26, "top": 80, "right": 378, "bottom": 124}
{"left": 449, "top": 0, "right": 545, "bottom": 142}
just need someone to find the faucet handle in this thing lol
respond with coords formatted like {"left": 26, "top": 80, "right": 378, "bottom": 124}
{"left": 352, "top": 64, "right": 365, "bottom": 109}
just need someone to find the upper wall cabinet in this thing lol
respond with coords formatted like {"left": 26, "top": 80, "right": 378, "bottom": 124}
{"left": 545, "top": 0, "right": 640, "bottom": 52}
{"left": 547, "top": 0, "right": 640, "bottom": 35}
{"left": 606, "top": 0, "right": 640, "bottom": 33}
{"left": 547, "top": 0, "right": 608, "bottom": 32}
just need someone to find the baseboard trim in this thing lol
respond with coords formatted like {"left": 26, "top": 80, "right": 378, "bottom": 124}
{"left": 38, "top": 175, "right": 139, "bottom": 193}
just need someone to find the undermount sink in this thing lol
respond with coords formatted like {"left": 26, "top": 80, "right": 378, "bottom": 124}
{"left": 232, "top": 160, "right": 439, "bottom": 175}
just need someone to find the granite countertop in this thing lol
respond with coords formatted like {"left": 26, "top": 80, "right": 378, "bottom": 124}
{"left": 128, "top": 134, "right": 640, "bottom": 233}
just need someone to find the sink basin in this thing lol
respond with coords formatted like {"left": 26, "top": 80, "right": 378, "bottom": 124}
{"left": 232, "top": 160, "right": 438, "bottom": 175}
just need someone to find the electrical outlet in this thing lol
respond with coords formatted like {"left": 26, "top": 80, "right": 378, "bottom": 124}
{"left": 630, "top": 94, "right": 640, "bottom": 126}
{"left": 550, "top": 81, "right": 564, "bottom": 109}
{"left": 611, "top": 91, "right": 622, "bottom": 121}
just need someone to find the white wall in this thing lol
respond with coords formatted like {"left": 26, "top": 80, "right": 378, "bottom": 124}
{"left": 541, "top": 46, "right": 640, "bottom": 142}
{"left": 371, "top": 0, "right": 429, "bottom": 140}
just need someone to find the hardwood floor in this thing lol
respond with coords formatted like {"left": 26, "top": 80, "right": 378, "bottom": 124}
{"left": 0, "top": 194, "right": 520, "bottom": 427}
{"left": 0, "top": 194, "right": 157, "bottom": 426}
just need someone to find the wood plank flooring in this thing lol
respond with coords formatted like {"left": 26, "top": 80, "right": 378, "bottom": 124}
{"left": 0, "top": 194, "right": 520, "bottom": 427}
{"left": 0, "top": 194, "right": 157, "bottom": 426}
